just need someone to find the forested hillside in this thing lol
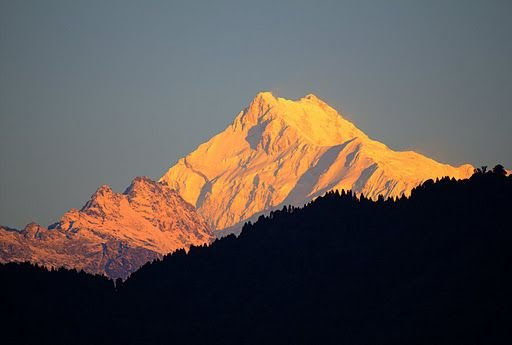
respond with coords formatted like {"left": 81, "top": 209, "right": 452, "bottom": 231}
{"left": 2, "top": 166, "right": 510, "bottom": 345}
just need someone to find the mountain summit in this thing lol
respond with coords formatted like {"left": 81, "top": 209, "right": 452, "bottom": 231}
{"left": 0, "top": 177, "right": 212, "bottom": 279}
{"left": 160, "top": 92, "right": 473, "bottom": 233}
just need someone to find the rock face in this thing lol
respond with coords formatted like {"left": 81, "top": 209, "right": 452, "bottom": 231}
{"left": 0, "top": 177, "right": 213, "bottom": 279}
{"left": 160, "top": 92, "right": 474, "bottom": 234}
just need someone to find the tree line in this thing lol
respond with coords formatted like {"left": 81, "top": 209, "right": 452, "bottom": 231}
{"left": 1, "top": 165, "right": 511, "bottom": 345}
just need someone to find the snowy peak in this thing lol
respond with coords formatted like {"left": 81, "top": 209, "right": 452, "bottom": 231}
{"left": 60, "top": 176, "right": 211, "bottom": 249}
{"left": 0, "top": 177, "right": 213, "bottom": 279}
{"left": 21, "top": 222, "right": 49, "bottom": 240}
{"left": 234, "top": 91, "right": 277, "bottom": 128}
{"left": 241, "top": 91, "right": 364, "bottom": 147}
{"left": 81, "top": 184, "right": 115, "bottom": 213}
{"left": 253, "top": 91, "right": 277, "bottom": 105}
{"left": 302, "top": 93, "right": 321, "bottom": 101}
{"left": 124, "top": 176, "right": 159, "bottom": 195}
{"left": 123, "top": 176, "right": 179, "bottom": 203}
{"left": 161, "top": 92, "right": 474, "bottom": 233}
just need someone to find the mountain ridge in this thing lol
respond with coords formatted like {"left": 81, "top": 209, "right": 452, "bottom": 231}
{"left": 0, "top": 176, "right": 213, "bottom": 279}
{"left": 161, "top": 91, "right": 474, "bottom": 233}
{"left": 3, "top": 170, "right": 510, "bottom": 345}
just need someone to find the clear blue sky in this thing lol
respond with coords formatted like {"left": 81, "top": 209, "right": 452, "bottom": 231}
{"left": 1, "top": 0, "right": 511, "bottom": 228}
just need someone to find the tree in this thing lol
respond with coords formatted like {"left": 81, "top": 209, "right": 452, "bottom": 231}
{"left": 474, "top": 166, "right": 488, "bottom": 175}
{"left": 493, "top": 164, "right": 507, "bottom": 176}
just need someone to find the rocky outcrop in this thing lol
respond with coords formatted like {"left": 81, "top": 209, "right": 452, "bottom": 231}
{"left": 0, "top": 177, "right": 213, "bottom": 279}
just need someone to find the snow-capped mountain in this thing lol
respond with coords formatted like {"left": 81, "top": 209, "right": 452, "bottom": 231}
{"left": 161, "top": 92, "right": 474, "bottom": 234}
{"left": 0, "top": 91, "right": 476, "bottom": 275}
{"left": 0, "top": 177, "right": 212, "bottom": 279}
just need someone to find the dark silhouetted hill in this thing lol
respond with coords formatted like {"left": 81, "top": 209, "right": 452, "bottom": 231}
{"left": 1, "top": 167, "right": 511, "bottom": 345}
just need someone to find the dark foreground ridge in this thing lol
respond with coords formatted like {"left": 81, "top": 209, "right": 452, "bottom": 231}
{"left": 2, "top": 166, "right": 511, "bottom": 345}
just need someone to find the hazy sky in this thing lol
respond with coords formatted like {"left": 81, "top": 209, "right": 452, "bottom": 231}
{"left": 1, "top": 0, "right": 511, "bottom": 228}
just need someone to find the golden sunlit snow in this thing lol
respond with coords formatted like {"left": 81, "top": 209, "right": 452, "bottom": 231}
{"left": 161, "top": 92, "right": 474, "bottom": 233}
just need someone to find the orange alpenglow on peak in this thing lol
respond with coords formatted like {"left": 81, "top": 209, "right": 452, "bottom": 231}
{"left": 301, "top": 93, "right": 322, "bottom": 102}
{"left": 0, "top": 176, "right": 213, "bottom": 279}
{"left": 160, "top": 92, "right": 474, "bottom": 235}
{"left": 254, "top": 91, "right": 276, "bottom": 102}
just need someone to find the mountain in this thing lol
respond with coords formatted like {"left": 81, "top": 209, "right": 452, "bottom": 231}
{"left": 160, "top": 92, "right": 474, "bottom": 233}
{"left": 3, "top": 171, "right": 511, "bottom": 345}
{"left": 0, "top": 177, "right": 212, "bottom": 279}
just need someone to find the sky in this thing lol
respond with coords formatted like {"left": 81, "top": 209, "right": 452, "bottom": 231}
{"left": 1, "top": 0, "right": 511, "bottom": 228}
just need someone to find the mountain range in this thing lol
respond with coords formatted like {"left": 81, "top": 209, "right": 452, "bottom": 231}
{"left": 0, "top": 177, "right": 212, "bottom": 279}
{"left": 0, "top": 92, "right": 475, "bottom": 277}
{"left": 3, "top": 170, "right": 511, "bottom": 345}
